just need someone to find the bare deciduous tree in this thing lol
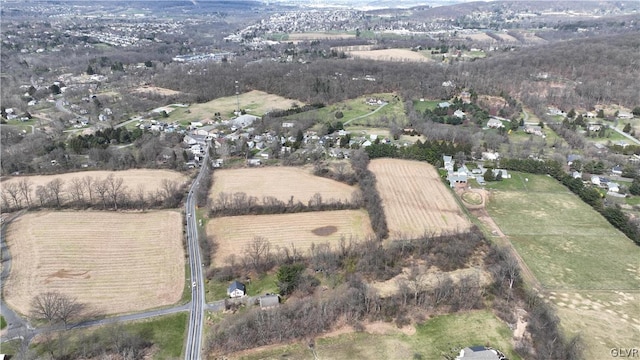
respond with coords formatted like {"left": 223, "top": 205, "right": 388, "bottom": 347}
{"left": 4, "top": 182, "right": 22, "bottom": 208}
{"left": 30, "top": 291, "right": 85, "bottom": 328}
{"left": 46, "top": 178, "right": 65, "bottom": 208}
{"left": 105, "top": 174, "right": 125, "bottom": 210}
{"left": 18, "top": 178, "right": 32, "bottom": 208}
{"left": 246, "top": 236, "right": 271, "bottom": 272}
{"left": 83, "top": 175, "right": 95, "bottom": 204}
{"left": 68, "top": 177, "right": 85, "bottom": 207}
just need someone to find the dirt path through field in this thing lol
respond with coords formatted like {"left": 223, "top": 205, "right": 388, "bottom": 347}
{"left": 472, "top": 207, "right": 542, "bottom": 290}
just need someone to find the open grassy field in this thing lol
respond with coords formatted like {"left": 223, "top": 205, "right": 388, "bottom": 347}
{"left": 347, "top": 49, "right": 432, "bottom": 63}
{"left": 167, "top": 90, "right": 303, "bottom": 123}
{"left": 209, "top": 166, "right": 359, "bottom": 206}
{"left": 235, "top": 310, "right": 520, "bottom": 360}
{"left": 485, "top": 172, "right": 639, "bottom": 290}
{"left": 1, "top": 169, "right": 189, "bottom": 207}
{"left": 208, "top": 210, "right": 373, "bottom": 266}
{"left": 412, "top": 99, "right": 440, "bottom": 113}
{"left": 4, "top": 211, "right": 185, "bottom": 316}
{"left": 369, "top": 159, "right": 471, "bottom": 240}
{"left": 484, "top": 172, "right": 640, "bottom": 359}
{"left": 285, "top": 93, "right": 406, "bottom": 128}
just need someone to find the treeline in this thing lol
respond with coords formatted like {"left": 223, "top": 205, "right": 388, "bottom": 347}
{"left": 67, "top": 127, "right": 143, "bottom": 153}
{"left": 207, "top": 228, "right": 580, "bottom": 359}
{"left": 209, "top": 191, "right": 363, "bottom": 217}
{"left": 350, "top": 150, "right": 388, "bottom": 240}
{"left": 365, "top": 139, "right": 472, "bottom": 166}
{"left": 500, "top": 158, "right": 640, "bottom": 245}
{"left": 0, "top": 175, "right": 185, "bottom": 212}
{"left": 265, "top": 103, "right": 325, "bottom": 118}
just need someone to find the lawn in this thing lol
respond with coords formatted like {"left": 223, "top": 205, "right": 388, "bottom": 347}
{"left": 486, "top": 173, "right": 640, "bottom": 290}
{"left": 167, "top": 90, "right": 303, "bottom": 124}
{"left": 484, "top": 172, "right": 640, "bottom": 360}
{"left": 412, "top": 99, "right": 440, "bottom": 113}
{"left": 205, "top": 273, "right": 278, "bottom": 302}
{"left": 236, "top": 310, "right": 520, "bottom": 360}
{"left": 284, "top": 93, "right": 406, "bottom": 128}
{"left": 0, "top": 315, "right": 6, "bottom": 329}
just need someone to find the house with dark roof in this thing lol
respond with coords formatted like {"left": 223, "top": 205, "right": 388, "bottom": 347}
{"left": 227, "top": 281, "right": 246, "bottom": 298}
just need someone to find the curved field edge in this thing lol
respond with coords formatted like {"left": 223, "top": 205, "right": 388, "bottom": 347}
{"left": 3, "top": 210, "right": 185, "bottom": 316}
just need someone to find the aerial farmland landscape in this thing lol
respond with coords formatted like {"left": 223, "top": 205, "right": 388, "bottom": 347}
{"left": 1, "top": 0, "right": 639, "bottom": 359}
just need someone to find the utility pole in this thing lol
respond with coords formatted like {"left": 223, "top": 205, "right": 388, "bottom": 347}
{"left": 235, "top": 80, "right": 240, "bottom": 115}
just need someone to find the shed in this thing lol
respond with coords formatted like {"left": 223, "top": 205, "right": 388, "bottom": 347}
{"left": 259, "top": 294, "right": 280, "bottom": 309}
{"left": 227, "top": 281, "right": 246, "bottom": 298}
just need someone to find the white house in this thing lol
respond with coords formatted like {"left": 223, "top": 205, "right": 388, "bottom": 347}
{"left": 482, "top": 152, "right": 500, "bottom": 161}
{"left": 227, "top": 281, "right": 246, "bottom": 298}
{"left": 453, "top": 109, "right": 466, "bottom": 119}
{"left": 487, "top": 118, "right": 504, "bottom": 128}
{"left": 608, "top": 182, "right": 620, "bottom": 193}
{"left": 618, "top": 111, "right": 633, "bottom": 119}
{"left": 591, "top": 175, "right": 601, "bottom": 186}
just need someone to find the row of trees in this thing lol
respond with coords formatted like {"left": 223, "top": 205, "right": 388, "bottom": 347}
{"left": 209, "top": 191, "right": 363, "bottom": 217}
{"left": 350, "top": 150, "right": 388, "bottom": 240}
{"left": 365, "top": 139, "right": 472, "bottom": 167}
{"left": 0, "top": 175, "right": 185, "bottom": 212}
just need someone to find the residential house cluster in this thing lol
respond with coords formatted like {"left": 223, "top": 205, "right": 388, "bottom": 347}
{"left": 443, "top": 154, "right": 511, "bottom": 188}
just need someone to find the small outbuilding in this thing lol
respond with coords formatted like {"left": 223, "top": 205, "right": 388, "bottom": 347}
{"left": 227, "top": 280, "right": 246, "bottom": 298}
{"left": 258, "top": 294, "right": 280, "bottom": 309}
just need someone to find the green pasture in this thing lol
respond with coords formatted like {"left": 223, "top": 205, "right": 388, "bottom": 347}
{"left": 485, "top": 173, "right": 640, "bottom": 290}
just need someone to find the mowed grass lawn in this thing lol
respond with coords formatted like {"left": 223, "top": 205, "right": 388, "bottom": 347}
{"left": 284, "top": 93, "right": 406, "bottom": 127}
{"left": 486, "top": 172, "right": 640, "bottom": 290}
{"left": 237, "top": 310, "right": 520, "bottom": 360}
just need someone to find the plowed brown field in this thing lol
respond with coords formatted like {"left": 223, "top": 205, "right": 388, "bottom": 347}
{"left": 209, "top": 167, "right": 359, "bottom": 205}
{"left": 368, "top": 159, "right": 470, "bottom": 239}
{"left": 208, "top": 210, "right": 373, "bottom": 266}
{"left": 3, "top": 211, "right": 185, "bottom": 316}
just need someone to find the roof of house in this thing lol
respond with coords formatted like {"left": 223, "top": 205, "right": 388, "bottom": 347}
{"left": 228, "top": 280, "right": 246, "bottom": 292}
{"left": 458, "top": 346, "right": 501, "bottom": 360}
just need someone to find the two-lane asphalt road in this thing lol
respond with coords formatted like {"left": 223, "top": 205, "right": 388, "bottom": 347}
{"left": 184, "top": 147, "right": 210, "bottom": 360}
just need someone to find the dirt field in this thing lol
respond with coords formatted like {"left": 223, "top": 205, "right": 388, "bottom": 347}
{"left": 208, "top": 210, "right": 373, "bottom": 266}
{"left": 182, "top": 90, "right": 303, "bottom": 119}
{"left": 132, "top": 86, "right": 182, "bottom": 96}
{"left": 463, "top": 33, "right": 497, "bottom": 42}
{"left": 347, "top": 49, "right": 432, "bottom": 63}
{"left": 3, "top": 211, "right": 185, "bottom": 316}
{"left": 368, "top": 159, "right": 470, "bottom": 239}
{"left": 209, "top": 167, "right": 359, "bottom": 206}
{"left": 2, "top": 169, "right": 189, "bottom": 207}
